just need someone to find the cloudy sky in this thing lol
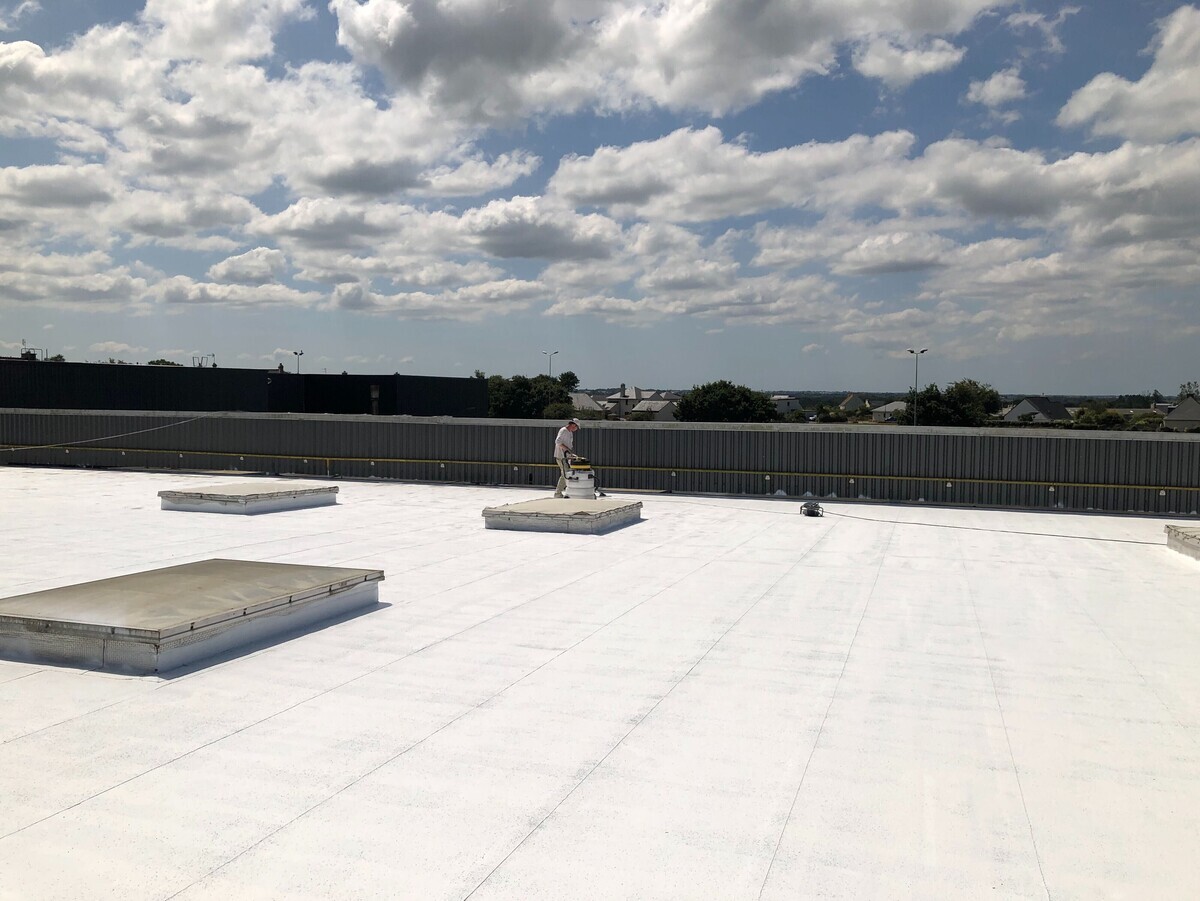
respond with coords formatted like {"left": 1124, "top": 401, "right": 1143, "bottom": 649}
{"left": 1, "top": 0, "right": 1197, "bottom": 393}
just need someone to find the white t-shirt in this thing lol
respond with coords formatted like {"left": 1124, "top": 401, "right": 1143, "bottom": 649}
{"left": 554, "top": 425, "right": 575, "bottom": 459}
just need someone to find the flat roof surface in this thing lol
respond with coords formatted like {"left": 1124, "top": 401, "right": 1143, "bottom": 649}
{"left": 0, "top": 559, "right": 382, "bottom": 638}
{"left": 1, "top": 467, "right": 1198, "bottom": 899}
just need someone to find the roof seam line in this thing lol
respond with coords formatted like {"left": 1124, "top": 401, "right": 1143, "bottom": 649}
{"left": 463, "top": 514, "right": 820, "bottom": 900}
{"left": 756, "top": 519, "right": 891, "bottom": 900}
{"left": 964, "top": 547, "right": 1053, "bottom": 900}
{"left": 151, "top": 535, "right": 687, "bottom": 899}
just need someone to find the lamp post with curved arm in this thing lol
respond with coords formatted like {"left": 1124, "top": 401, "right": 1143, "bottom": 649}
{"left": 542, "top": 350, "right": 559, "bottom": 378}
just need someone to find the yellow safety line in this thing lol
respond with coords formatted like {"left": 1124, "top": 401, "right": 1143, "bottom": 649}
{"left": 11, "top": 442, "right": 1198, "bottom": 494}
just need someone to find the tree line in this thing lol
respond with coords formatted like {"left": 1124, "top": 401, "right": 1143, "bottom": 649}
{"left": 474, "top": 371, "right": 1197, "bottom": 428}
{"left": 478, "top": 370, "right": 581, "bottom": 419}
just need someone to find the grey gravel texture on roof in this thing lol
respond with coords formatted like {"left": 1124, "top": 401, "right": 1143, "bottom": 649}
{"left": 0, "top": 467, "right": 1198, "bottom": 900}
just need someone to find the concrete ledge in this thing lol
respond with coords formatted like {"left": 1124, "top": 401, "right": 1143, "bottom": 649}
{"left": 0, "top": 559, "right": 382, "bottom": 674}
{"left": 483, "top": 497, "right": 642, "bottom": 534}
{"left": 159, "top": 482, "right": 338, "bottom": 514}
{"left": 1165, "top": 525, "right": 1200, "bottom": 562}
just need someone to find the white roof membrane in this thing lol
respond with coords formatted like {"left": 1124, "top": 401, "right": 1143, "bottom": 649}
{"left": 0, "top": 467, "right": 1197, "bottom": 899}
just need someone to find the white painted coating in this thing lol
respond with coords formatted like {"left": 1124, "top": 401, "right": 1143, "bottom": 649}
{"left": 1165, "top": 525, "right": 1200, "bottom": 562}
{"left": 483, "top": 498, "right": 642, "bottom": 534}
{"left": 0, "top": 561, "right": 381, "bottom": 674}
{"left": 0, "top": 467, "right": 1198, "bottom": 900}
{"left": 159, "top": 481, "right": 339, "bottom": 514}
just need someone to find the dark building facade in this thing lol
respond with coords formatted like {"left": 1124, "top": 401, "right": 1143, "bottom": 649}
{"left": 0, "top": 360, "right": 487, "bottom": 417}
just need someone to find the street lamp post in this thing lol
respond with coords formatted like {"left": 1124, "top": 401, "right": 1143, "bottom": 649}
{"left": 907, "top": 348, "right": 928, "bottom": 426}
{"left": 293, "top": 350, "right": 304, "bottom": 373}
{"left": 542, "top": 350, "right": 559, "bottom": 378}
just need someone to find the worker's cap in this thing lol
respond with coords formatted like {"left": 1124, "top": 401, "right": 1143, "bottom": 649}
{"left": 568, "top": 418, "right": 580, "bottom": 425}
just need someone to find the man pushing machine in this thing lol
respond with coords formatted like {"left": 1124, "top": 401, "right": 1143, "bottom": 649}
{"left": 553, "top": 418, "right": 580, "bottom": 498}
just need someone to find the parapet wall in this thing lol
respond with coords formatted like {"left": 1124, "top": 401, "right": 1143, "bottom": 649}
{"left": 3, "top": 409, "right": 1198, "bottom": 516}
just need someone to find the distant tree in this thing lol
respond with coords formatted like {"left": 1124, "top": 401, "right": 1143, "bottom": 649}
{"left": 814, "top": 404, "right": 847, "bottom": 423}
{"left": 543, "top": 401, "right": 576, "bottom": 420}
{"left": 487, "top": 374, "right": 570, "bottom": 418}
{"left": 1127, "top": 413, "right": 1164, "bottom": 432}
{"left": 147, "top": 358, "right": 182, "bottom": 366}
{"left": 894, "top": 379, "right": 1001, "bottom": 427}
{"left": 1075, "top": 399, "right": 1108, "bottom": 419}
{"left": 675, "top": 380, "right": 779, "bottom": 423}
{"left": 44, "top": 353, "right": 65, "bottom": 362}
{"left": 894, "top": 385, "right": 945, "bottom": 426}
{"left": 486, "top": 375, "right": 507, "bottom": 414}
{"left": 1115, "top": 390, "right": 1163, "bottom": 408}
{"left": 1074, "top": 402, "right": 1128, "bottom": 430}
{"left": 557, "top": 370, "right": 580, "bottom": 393}
{"left": 628, "top": 411, "right": 654, "bottom": 422}
{"left": 106, "top": 357, "right": 130, "bottom": 364}
{"left": 529, "top": 374, "right": 570, "bottom": 416}
{"left": 472, "top": 369, "right": 487, "bottom": 379}
{"left": 943, "top": 378, "right": 1002, "bottom": 424}
{"left": 1180, "top": 381, "right": 1199, "bottom": 401}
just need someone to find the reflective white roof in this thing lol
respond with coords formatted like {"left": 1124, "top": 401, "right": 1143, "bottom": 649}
{"left": 1, "top": 467, "right": 1197, "bottom": 899}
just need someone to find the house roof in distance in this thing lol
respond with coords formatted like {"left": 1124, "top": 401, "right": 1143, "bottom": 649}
{"left": 1, "top": 467, "right": 1198, "bottom": 899}
{"left": 631, "top": 399, "right": 676, "bottom": 412}
{"left": 1164, "top": 395, "right": 1200, "bottom": 425}
{"left": 569, "top": 392, "right": 605, "bottom": 411}
{"left": 1009, "top": 396, "right": 1073, "bottom": 421}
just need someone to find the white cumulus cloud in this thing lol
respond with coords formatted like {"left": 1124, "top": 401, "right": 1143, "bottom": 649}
{"left": 550, "top": 126, "right": 915, "bottom": 221}
{"left": 89, "top": 341, "right": 147, "bottom": 354}
{"left": 853, "top": 37, "right": 965, "bottom": 88}
{"left": 0, "top": 1, "right": 39, "bottom": 32}
{"left": 207, "top": 247, "right": 288, "bottom": 285}
{"left": 966, "top": 67, "right": 1026, "bottom": 109}
{"left": 1058, "top": 5, "right": 1200, "bottom": 141}
{"left": 330, "top": 0, "right": 1007, "bottom": 119}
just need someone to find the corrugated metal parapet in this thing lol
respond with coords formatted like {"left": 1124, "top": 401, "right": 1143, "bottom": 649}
{"left": 2, "top": 408, "right": 1198, "bottom": 516}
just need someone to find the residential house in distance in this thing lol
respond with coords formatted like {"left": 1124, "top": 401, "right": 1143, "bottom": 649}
{"left": 631, "top": 399, "right": 678, "bottom": 421}
{"left": 605, "top": 385, "right": 650, "bottom": 419}
{"left": 1002, "top": 397, "right": 1073, "bottom": 423}
{"left": 839, "top": 394, "right": 871, "bottom": 413}
{"left": 569, "top": 392, "right": 605, "bottom": 415}
{"left": 772, "top": 395, "right": 803, "bottom": 417}
{"left": 605, "top": 385, "right": 680, "bottom": 419}
{"left": 1163, "top": 396, "right": 1200, "bottom": 431}
{"left": 872, "top": 400, "right": 907, "bottom": 422}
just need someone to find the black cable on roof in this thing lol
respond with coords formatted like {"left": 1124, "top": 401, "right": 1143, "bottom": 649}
{"left": 653, "top": 496, "right": 1166, "bottom": 546}
{"left": 0, "top": 414, "right": 212, "bottom": 452}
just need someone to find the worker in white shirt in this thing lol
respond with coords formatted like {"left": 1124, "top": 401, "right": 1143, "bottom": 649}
{"left": 553, "top": 418, "right": 580, "bottom": 497}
